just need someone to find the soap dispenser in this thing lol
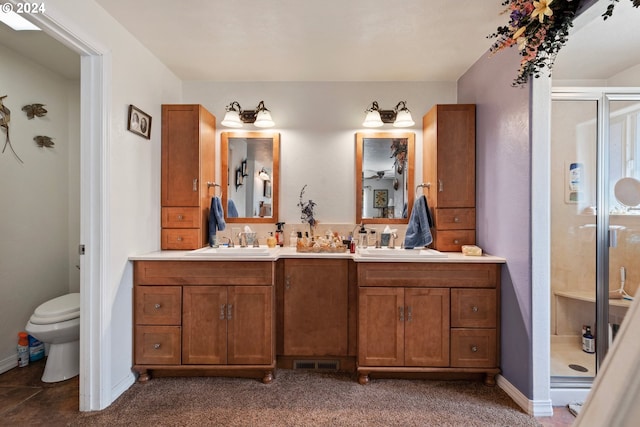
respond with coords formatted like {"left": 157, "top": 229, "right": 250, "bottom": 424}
{"left": 275, "top": 222, "right": 285, "bottom": 247}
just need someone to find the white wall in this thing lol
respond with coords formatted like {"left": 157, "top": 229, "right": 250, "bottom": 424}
{"left": 182, "top": 82, "right": 456, "bottom": 225}
{"left": 42, "top": 0, "right": 183, "bottom": 407}
{"left": 0, "top": 43, "right": 79, "bottom": 372}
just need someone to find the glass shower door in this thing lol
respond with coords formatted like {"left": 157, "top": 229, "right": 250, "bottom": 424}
{"left": 551, "top": 92, "right": 640, "bottom": 386}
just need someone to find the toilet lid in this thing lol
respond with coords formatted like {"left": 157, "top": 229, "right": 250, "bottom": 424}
{"left": 30, "top": 293, "right": 80, "bottom": 324}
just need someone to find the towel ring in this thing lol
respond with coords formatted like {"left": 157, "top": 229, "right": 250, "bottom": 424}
{"left": 416, "top": 183, "right": 430, "bottom": 197}
{"left": 207, "top": 182, "right": 222, "bottom": 196}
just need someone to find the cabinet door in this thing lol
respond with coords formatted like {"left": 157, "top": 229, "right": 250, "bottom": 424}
{"left": 161, "top": 105, "right": 201, "bottom": 207}
{"left": 404, "top": 288, "right": 450, "bottom": 367}
{"left": 358, "top": 287, "right": 404, "bottom": 366}
{"left": 182, "top": 286, "right": 227, "bottom": 364}
{"left": 227, "top": 286, "right": 273, "bottom": 365}
{"left": 283, "top": 259, "right": 349, "bottom": 356}
{"left": 424, "top": 104, "right": 475, "bottom": 209}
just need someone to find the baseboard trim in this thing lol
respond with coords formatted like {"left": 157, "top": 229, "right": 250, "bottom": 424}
{"left": 0, "top": 354, "right": 17, "bottom": 375}
{"left": 110, "top": 372, "right": 136, "bottom": 406}
{"left": 497, "top": 374, "right": 553, "bottom": 416}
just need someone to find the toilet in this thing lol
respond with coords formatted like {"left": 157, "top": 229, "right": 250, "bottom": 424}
{"left": 25, "top": 293, "right": 80, "bottom": 383}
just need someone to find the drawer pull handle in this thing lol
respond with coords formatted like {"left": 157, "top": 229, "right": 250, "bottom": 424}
{"left": 454, "top": 239, "right": 460, "bottom": 244}
{"left": 193, "top": 178, "right": 198, "bottom": 192}
{"left": 438, "top": 179, "right": 443, "bottom": 192}
{"left": 220, "top": 304, "right": 226, "bottom": 320}
{"left": 176, "top": 236, "right": 183, "bottom": 242}
{"left": 471, "top": 346, "right": 478, "bottom": 353}
{"left": 398, "top": 306, "right": 404, "bottom": 322}
{"left": 454, "top": 217, "right": 460, "bottom": 223}
{"left": 227, "top": 304, "right": 233, "bottom": 320}
{"left": 154, "top": 343, "right": 161, "bottom": 350}
{"left": 154, "top": 303, "right": 161, "bottom": 310}
{"left": 472, "top": 306, "right": 478, "bottom": 312}
{"left": 285, "top": 275, "right": 291, "bottom": 290}
{"left": 177, "top": 215, "right": 183, "bottom": 221}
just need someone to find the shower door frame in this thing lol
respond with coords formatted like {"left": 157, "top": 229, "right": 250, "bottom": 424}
{"left": 551, "top": 88, "right": 640, "bottom": 386}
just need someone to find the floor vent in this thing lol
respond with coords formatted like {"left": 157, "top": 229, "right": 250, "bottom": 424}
{"left": 293, "top": 360, "right": 340, "bottom": 370}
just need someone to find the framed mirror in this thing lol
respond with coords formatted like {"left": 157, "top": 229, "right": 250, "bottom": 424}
{"left": 356, "top": 132, "right": 415, "bottom": 224}
{"left": 221, "top": 131, "right": 280, "bottom": 223}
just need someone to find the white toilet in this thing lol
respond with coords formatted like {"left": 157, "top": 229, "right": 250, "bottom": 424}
{"left": 25, "top": 293, "right": 80, "bottom": 383}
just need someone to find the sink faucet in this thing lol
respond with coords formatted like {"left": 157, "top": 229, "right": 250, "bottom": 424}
{"left": 388, "top": 232, "right": 397, "bottom": 249}
{"left": 239, "top": 232, "right": 248, "bottom": 248}
{"left": 222, "top": 236, "right": 234, "bottom": 248}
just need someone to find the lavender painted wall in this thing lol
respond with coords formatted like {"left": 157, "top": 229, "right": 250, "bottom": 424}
{"left": 458, "top": 48, "right": 534, "bottom": 398}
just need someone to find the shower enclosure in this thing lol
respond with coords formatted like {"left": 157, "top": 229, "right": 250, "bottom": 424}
{"left": 550, "top": 89, "right": 640, "bottom": 387}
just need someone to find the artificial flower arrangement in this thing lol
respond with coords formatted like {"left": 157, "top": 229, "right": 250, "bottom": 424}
{"left": 489, "top": 0, "right": 639, "bottom": 86}
{"left": 296, "top": 184, "right": 346, "bottom": 252}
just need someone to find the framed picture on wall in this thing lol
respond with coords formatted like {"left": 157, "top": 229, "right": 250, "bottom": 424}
{"left": 373, "top": 189, "right": 388, "bottom": 208}
{"left": 127, "top": 105, "right": 152, "bottom": 139}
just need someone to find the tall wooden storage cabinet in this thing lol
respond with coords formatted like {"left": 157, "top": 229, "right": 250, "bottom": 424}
{"left": 161, "top": 104, "right": 215, "bottom": 250}
{"left": 423, "top": 104, "right": 476, "bottom": 252}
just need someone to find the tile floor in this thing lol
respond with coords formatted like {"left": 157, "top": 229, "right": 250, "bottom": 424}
{"left": 1, "top": 359, "right": 575, "bottom": 426}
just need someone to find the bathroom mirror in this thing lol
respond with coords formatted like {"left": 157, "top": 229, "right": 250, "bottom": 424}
{"left": 221, "top": 131, "right": 280, "bottom": 223}
{"left": 355, "top": 132, "right": 415, "bottom": 224}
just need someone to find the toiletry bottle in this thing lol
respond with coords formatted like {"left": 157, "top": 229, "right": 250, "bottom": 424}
{"left": 275, "top": 222, "right": 285, "bottom": 247}
{"left": 582, "top": 326, "right": 595, "bottom": 354}
{"left": 17, "top": 332, "right": 29, "bottom": 367}
{"left": 266, "top": 232, "right": 277, "bottom": 248}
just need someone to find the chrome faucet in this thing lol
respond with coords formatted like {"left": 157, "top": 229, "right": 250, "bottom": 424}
{"left": 222, "top": 236, "right": 234, "bottom": 248}
{"left": 239, "top": 233, "right": 248, "bottom": 248}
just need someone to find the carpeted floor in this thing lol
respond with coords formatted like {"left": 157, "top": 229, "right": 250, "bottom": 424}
{"left": 73, "top": 370, "right": 540, "bottom": 426}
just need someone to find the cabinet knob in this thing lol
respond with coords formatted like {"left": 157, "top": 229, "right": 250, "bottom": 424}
{"left": 398, "top": 306, "right": 404, "bottom": 322}
{"left": 220, "top": 304, "right": 226, "bottom": 320}
{"left": 472, "top": 306, "right": 478, "bottom": 312}
{"left": 154, "top": 343, "right": 161, "bottom": 350}
{"left": 438, "top": 179, "right": 443, "bottom": 192}
{"left": 406, "top": 306, "right": 412, "bottom": 322}
{"left": 177, "top": 215, "right": 183, "bottom": 221}
{"left": 192, "top": 178, "right": 198, "bottom": 192}
{"left": 285, "top": 275, "right": 291, "bottom": 290}
{"left": 454, "top": 217, "right": 460, "bottom": 223}
{"left": 176, "top": 236, "right": 183, "bottom": 242}
{"left": 227, "top": 304, "right": 233, "bottom": 320}
{"left": 154, "top": 303, "right": 161, "bottom": 310}
{"left": 454, "top": 239, "right": 460, "bottom": 244}
{"left": 471, "top": 346, "right": 478, "bottom": 353}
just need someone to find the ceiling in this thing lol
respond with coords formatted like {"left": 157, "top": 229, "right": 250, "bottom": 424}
{"left": 0, "top": 0, "right": 639, "bottom": 83}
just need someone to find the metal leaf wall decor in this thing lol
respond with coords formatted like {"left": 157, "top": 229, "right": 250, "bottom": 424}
{"left": 22, "top": 103, "right": 47, "bottom": 119}
{"left": 34, "top": 135, "right": 54, "bottom": 148}
{"left": 0, "top": 95, "right": 24, "bottom": 163}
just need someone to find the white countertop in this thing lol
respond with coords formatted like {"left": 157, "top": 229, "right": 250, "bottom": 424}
{"left": 129, "top": 246, "right": 506, "bottom": 263}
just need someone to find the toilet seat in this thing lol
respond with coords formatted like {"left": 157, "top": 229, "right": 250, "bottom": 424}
{"left": 29, "top": 293, "right": 80, "bottom": 324}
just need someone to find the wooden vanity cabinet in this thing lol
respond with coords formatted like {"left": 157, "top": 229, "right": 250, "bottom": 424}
{"left": 423, "top": 104, "right": 476, "bottom": 251}
{"left": 161, "top": 104, "right": 215, "bottom": 249}
{"left": 133, "top": 261, "right": 275, "bottom": 383}
{"left": 357, "top": 262, "right": 500, "bottom": 385}
{"left": 276, "top": 258, "right": 357, "bottom": 370}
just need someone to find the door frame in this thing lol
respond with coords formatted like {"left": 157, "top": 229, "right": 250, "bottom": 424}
{"left": 27, "top": 8, "right": 111, "bottom": 411}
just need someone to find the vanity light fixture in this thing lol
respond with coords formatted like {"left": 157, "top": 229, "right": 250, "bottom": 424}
{"left": 221, "top": 100, "right": 275, "bottom": 128}
{"left": 258, "top": 167, "right": 271, "bottom": 181}
{"left": 362, "top": 101, "right": 415, "bottom": 128}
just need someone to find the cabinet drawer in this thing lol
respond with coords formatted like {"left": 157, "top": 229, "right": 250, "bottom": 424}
{"left": 135, "top": 261, "right": 274, "bottom": 285}
{"left": 161, "top": 228, "right": 201, "bottom": 250}
{"left": 162, "top": 207, "right": 200, "bottom": 228}
{"left": 451, "top": 289, "right": 496, "bottom": 328}
{"left": 134, "top": 326, "right": 181, "bottom": 365}
{"left": 357, "top": 263, "right": 498, "bottom": 288}
{"left": 432, "top": 230, "right": 475, "bottom": 252}
{"left": 450, "top": 329, "right": 496, "bottom": 368}
{"left": 433, "top": 208, "right": 475, "bottom": 230}
{"left": 135, "top": 286, "right": 182, "bottom": 325}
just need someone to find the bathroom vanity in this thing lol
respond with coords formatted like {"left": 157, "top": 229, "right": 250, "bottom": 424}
{"left": 130, "top": 249, "right": 504, "bottom": 385}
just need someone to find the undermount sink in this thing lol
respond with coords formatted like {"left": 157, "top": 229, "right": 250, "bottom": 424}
{"left": 186, "top": 246, "right": 272, "bottom": 257}
{"left": 357, "top": 248, "right": 447, "bottom": 258}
